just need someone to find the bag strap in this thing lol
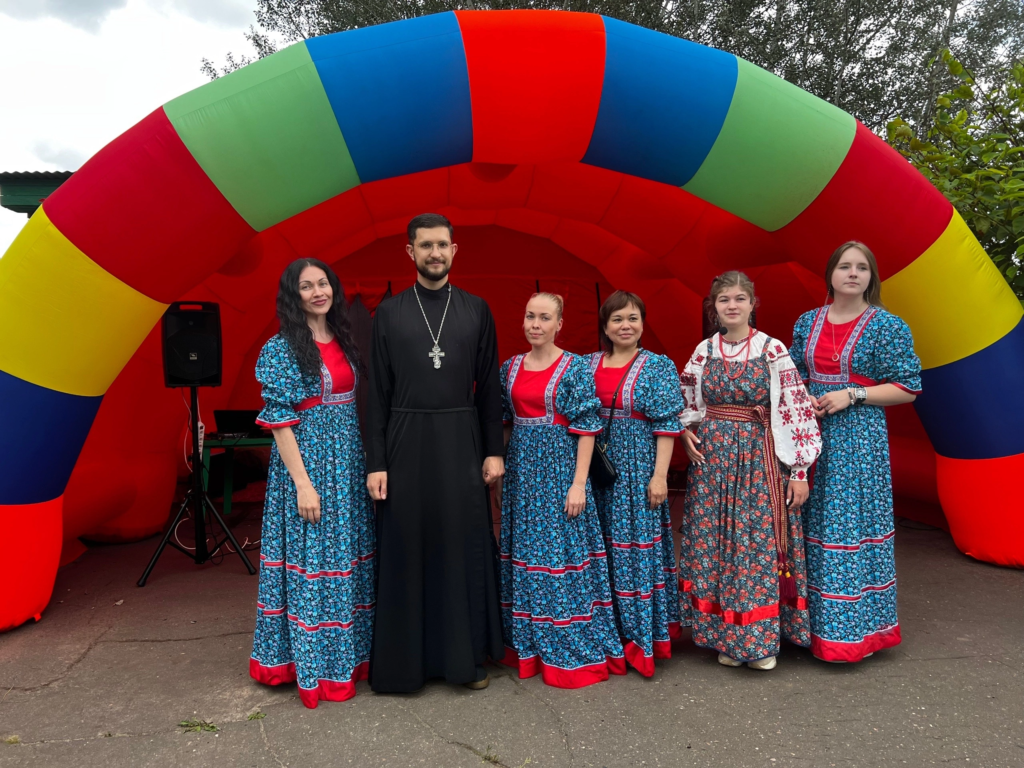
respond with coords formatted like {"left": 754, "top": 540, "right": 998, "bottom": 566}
{"left": 600, "top": 351, "right": 642, "bottom": 444}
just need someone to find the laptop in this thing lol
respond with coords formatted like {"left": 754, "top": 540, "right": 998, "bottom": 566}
{"left": 213, "top": 410, "right": 263, "bottom": 438}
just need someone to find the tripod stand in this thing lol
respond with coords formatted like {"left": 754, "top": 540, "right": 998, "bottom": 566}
{"left": 138, "top": 385, "right": 257, "bottom": 586}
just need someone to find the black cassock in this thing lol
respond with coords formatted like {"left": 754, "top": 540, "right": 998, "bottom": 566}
{"left": 366, "top": 282, "right": 505, "bottom": 692}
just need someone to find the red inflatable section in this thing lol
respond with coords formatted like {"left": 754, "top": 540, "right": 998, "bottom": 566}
{"left": 1, "top": 498, "right": 62, "bottom": 630}
{"left": 55, "top": 160, "right": 945, "bottom": 563}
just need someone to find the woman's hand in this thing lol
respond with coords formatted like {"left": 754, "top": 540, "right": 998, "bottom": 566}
{"left": 681, "top": 429, "right": 705, "bottom": 464}
{"left": 648, "top": 474, "right": 668, "bottom": 509}
{"left": 564, "top": 482, "right": 586, "bottom": 518}
{"left": 296, "top": 482, "right": 321, "bottom": 524}
{"left": 787, "top": 480, "right": 808, "bottom": 511}
{"left": 813, "top": 390, "right": 852, "bottom": 418}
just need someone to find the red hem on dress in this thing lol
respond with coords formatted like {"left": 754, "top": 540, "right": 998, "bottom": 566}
{"left": 255, "top": 417, "right": 299, "bottom": 428}
{"left": 499, "top": 647, "right": 622, "bottom": 688}
{"left": 811, "top": 625, "right": 901, "bottom": 662}
{"left": 249, "top": 658, "right": 368, "bottom": 709}
{"left": 623, "top": 640, "right": 655, "bottom": 677}
{"left": 686, "top": 592, "right": 807, "bottom": 626}
{"left": 568, "top": 427, "right": 602, "bottom": 436}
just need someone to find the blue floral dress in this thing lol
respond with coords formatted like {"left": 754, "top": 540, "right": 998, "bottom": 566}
{"left": 499, "top": 352, "right": 625, "bottom": 688}
{"left": 588, "top": 351, "right": 684, "bottom": 676}
{"left": 791, "top": 307, "right": 922, "bottom": 662}
{"left": 680, "top": 333, "right": 821, "bottom": 662}
{"left": 250, "top": 335, "right": 376, "bottom": 708}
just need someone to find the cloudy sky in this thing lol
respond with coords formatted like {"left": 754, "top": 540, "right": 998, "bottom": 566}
{"left": 0, "top": 0, "right": 260, "bottom": 253}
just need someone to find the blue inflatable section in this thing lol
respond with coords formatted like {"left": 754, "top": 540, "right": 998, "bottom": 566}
{"left": 0, "top": 371, "right": 102, "bottom": 505}
{"left": 307, "top": 12, "right": 473, "bottom": 183}
{"left": 583, "top": 17, "right": 737, "bottom": 187}
{"left": 915, "top": 316, "right": 1024, "bottom": 460}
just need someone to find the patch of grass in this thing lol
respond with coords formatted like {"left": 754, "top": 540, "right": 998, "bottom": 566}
{"left": 179, "top": 719, "right": 218, "bottom": 733}
{"left": 481, "top": 746, "right": 501, "bottom": 764}
{"left": 247, "top": 711, "right": 266, "bottom": 721}
{"left": 3, "top": 736, "right": 20, "bottom": 745}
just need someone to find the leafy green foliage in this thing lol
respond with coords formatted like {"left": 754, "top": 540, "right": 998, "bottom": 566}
{"left": 889, "top": 51, "right": 1024, "bottom": 300}
{"left": 202, "top": 1, "right": 1024, "bottom": 135}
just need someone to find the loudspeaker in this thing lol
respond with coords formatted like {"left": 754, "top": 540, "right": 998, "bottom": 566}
{"left": 162, "top": 302, "right": 222, "bottom": 388}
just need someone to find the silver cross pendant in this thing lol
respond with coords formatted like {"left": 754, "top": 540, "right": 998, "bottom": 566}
{"left": 428, "top": 344, "right": 445, "bottom": 369}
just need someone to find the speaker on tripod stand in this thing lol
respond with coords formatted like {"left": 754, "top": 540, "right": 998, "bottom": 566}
{"left": 138, "top": 302, "right": 256, "bottom": 586}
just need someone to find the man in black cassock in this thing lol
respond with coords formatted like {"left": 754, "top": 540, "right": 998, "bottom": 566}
{"left": 366, "top": 213, "right": 505, "bottom": 692}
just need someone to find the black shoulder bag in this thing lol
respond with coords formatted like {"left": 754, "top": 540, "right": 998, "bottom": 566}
{"left": 589, "top": 353, "right": 641, "bottom": 489}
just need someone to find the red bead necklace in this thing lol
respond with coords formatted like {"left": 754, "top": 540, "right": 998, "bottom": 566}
{"left": 718, "top": 327, "right": 756, "bottom": 380}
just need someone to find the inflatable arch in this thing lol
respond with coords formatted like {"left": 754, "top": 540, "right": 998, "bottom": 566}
{"left": 2, "top": 10, "right": 1022, "bottom": 632}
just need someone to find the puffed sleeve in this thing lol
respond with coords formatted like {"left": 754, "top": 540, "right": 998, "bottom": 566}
{"left": 557, "top": 355, "right": 603, "bottom": 436}
{"left": 766, "top": 339, "right": 821, "bottom": 481}
{"left": 642, "top": 354, "right": 685, "bottom": 436}
{"left": 790, "top": 310, "right": 815, "bottom": 383}
{"left": 255, "top": 337, "right": 302, "bottom": 429}
{"left": 679, "top": 342, "right": 709, "bottom": 430}
{"left": 500, "top": 357, "right": 514, "bottom": 425}
{"left": 876, "top": 313, "right": 923, "bottom": 394}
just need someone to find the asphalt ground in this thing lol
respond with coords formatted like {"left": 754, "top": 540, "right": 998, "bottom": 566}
{"left": 2, "top": 500, "right": 1022, "bottom": 768}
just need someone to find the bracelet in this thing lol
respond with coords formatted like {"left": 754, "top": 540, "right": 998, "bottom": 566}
{"left": 571, "top": 482, "right": 586, "bottom": 490}
{"left": 847, "top": 388, "right": 856, "bottom": 406}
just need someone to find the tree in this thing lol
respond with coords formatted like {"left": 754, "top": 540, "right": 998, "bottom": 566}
{"left": 889, "top": 51, "right": 1024, "bottom": 301}
{"left": 202, "top": 1, "right": 1024, "bottom": 137}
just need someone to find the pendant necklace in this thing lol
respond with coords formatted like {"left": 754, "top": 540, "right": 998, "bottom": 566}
{"left": 719, "top": 328, "right": 755, "bottom": 380}
{"left": 413, "top": 283, "right": 452, "bottom": 369}
{"left": 828, "top": 309, "right": 861, "bottom": 362}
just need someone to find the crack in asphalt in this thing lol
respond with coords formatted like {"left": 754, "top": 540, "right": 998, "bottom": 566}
{"left": 3, "top": 630, "right": 252, "bottom": 692}
{"left": 102, "top": 631, "right": 252, "bottom": 644}
{"left": 258, "top": 718, "right": 288, "bottom": 768}
{"left": 507, "top": 674, "right": 574, "bottom": 768}
{"left": 4, "top": 628, "right": 112, "bottom": 692}
{"left": 7, "top": 729, "right": 163, "bottom": 746}
{"left": 393, "top": 700, "right": 513, "bottom": 768}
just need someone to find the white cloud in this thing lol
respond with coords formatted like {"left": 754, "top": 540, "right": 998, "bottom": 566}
{"left": 33, "top": 142, "right": 87, "bottom": 171}
{"left": 0, "top": 0, "right": 253, "bottom": 255}
{"left": 156, "top": 0, "right": 253, "bottom": 28}
{"left": 0, "top": 0, "right": 253, "bottom": 33}
{"left": 0, "top": 0, "right": 128, "bottom": 33}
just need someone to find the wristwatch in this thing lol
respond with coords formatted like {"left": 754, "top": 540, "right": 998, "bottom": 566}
{"left": 854, "top": 385, "right": 868, "bottom": 405}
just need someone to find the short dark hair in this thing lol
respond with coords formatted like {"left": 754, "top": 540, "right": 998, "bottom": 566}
{"left": 407, "top": 213, "right": 453, "bottom": 244}
{"left": 598, "top": 290, "right": 646, "bottom": 352}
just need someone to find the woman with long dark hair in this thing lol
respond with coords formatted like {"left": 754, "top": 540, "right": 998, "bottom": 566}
{"left": 588, "top": 291, "right": 685, "bottom": 677}
{"left": 680, "top": 271, "right": 821, "bottom": 670}
{"left": 249, "top": 258, "right": 376, "bottom": 708}
{"left": 791, "top": 242, "right": 921, "bottom": 663}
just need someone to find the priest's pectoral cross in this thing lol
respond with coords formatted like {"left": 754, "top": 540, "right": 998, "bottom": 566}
{"left": 428, "top": 344, "right": 445, "bottom": 369}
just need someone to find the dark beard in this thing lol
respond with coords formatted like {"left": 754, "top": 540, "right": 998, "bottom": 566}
{"left": 416, "top": 260, "right": 450, "bottom": 281}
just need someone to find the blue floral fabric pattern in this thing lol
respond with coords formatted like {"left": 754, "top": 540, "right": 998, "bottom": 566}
{"left": 680, "top": 341, "right": 812, "bottom": 663}
{"left": 792, "top": 308, "right": 922, "bottom": 662}
{"left": 499, "top": 353, "right": 625, "bottom": 688}
{"left": 250, "top": 335, "right": 376, "bottom": 708}
{"left": 589, "top": 351, "right": 684, "bottom": 676}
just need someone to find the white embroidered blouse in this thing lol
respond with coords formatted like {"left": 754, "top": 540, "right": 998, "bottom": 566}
{"left": 678, "top": 332, "right": 822, "bottom": 481}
